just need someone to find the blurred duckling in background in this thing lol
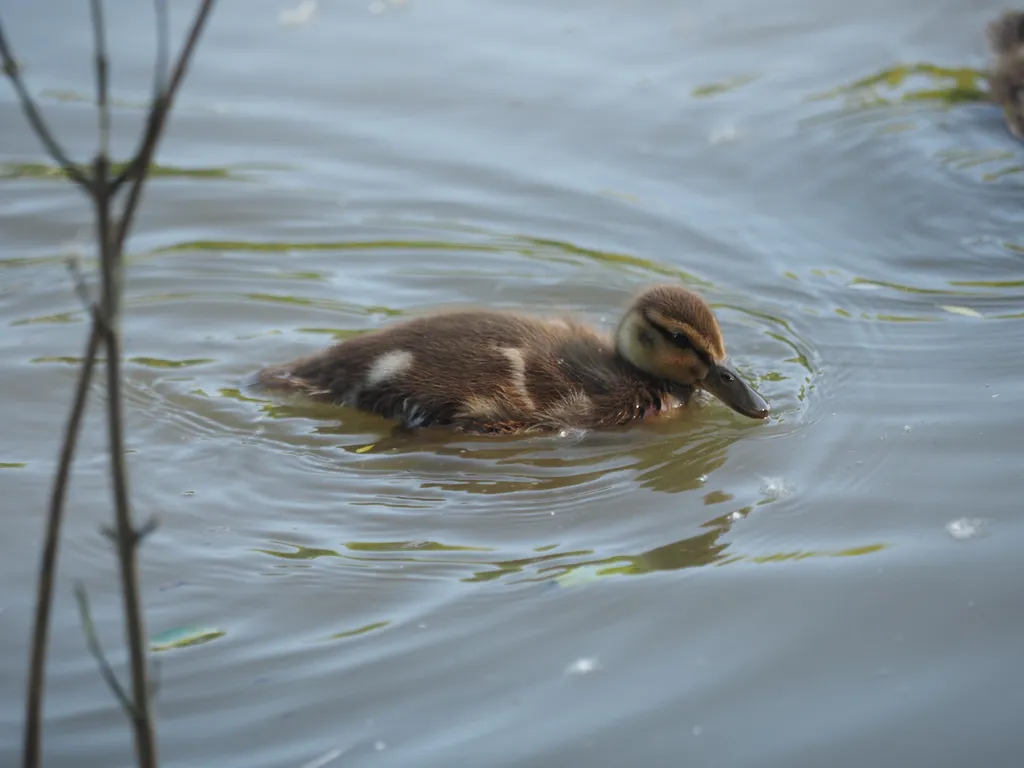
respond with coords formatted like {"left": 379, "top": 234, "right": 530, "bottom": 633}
{"left": 988, "top": 10, "right": 1024, "bottom": 140}
{"left": 256, "top": 285, "right": 770, "bottom": 434}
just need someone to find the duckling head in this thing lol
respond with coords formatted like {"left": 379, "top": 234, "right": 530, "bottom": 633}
{"left": 615, "top": 285, "right": 770, "bottom": 420}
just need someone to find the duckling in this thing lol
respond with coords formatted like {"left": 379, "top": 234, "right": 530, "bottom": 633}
{"left": 987, "top": 10, "right": 1024, "bottom": 140}
{"left": 255, "top": 284, "right": 770, "bottom": 433}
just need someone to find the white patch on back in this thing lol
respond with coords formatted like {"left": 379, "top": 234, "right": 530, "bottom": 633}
{"left": 366, "top": 349, "right": 414, "bottom": 387}
{"left": 498, "top": 346, "right": 536, "bottom": 411}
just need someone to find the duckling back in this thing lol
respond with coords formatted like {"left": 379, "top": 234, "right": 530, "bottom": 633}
{"left": 257, "top": 310, "right": 682, "bottom": 432}
{"left": 986, "top": 12, "right": 1024, "bottom": 140}
{"left": 989, "top": 11, "right": 1024, "bottom": 56}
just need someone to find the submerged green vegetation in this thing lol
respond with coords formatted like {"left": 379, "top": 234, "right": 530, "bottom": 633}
{"left": 813, "top": 63, "right": 989, "bottom": 107}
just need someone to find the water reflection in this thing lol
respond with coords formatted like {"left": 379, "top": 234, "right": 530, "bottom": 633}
{"left": 692, "top": 75, "right": 758, "bottom": 98}
{"left": 328, "top": 621, "right": 390, "bottom": 641}
{"left": 154, "top": 231, "right": 709, "bottom": 285}
{"left": 802, "top": 62, "right": 1024, "bottom": 178}
{"left": 0, "top": 160, "right": 239, "bottom": 181}
{"left": 254, "top": 516, "right": 887, "bottom": 587}
{"left": 267, "top": 406, "right": 752, "bottom": 497}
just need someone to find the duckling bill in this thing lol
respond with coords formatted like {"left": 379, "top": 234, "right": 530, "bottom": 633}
{"left": 987, "top": 10, "right": 1024, "bottom": 140}
{"left": 256, "top": 285, "right": 770, "bottom": 434}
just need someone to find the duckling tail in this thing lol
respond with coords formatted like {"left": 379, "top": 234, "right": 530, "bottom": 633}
{"left": 252, "top": 365, "right": 318, "bottom": 395}
{"left": 988, "top": 11, "right": 1024, "bottom": 56}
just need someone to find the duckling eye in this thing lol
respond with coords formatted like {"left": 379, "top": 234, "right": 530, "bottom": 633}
{"left": 669, "top": 332, "right": 693, "bottom": 351}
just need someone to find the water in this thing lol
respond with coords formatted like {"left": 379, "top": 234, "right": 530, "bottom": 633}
{"left": 2, "top": 0, "right": 1024, "bottom": 765}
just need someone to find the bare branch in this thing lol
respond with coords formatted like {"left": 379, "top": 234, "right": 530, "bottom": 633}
{"left": 153, "top": 0, "right": 170, "bottom": 104}
{"left": 114, "top": 0, "right": 216, "bottom": 251}
{"left": 73, "top": 583, "right": 136, "bottom": 718}
{"left": 22, "top": 324, "right": 102, "bottom": 768}
{"left": 93, "top": 139, "right": 161, "bottom": 768}
{"left": 136, "top": 516, "right": 160, "bottom": 544}
{"left": 18, "top": 4, "right": 218, "bottom": 767}
{"left": 101, "top": 517, "right": 160, "bottom": 547}
{"left": 95, "top": 9, "right": 222, "bottom": 768}
{"left": 89, "top": 0, "right": 111, "bottom": 160}
{"left": 0, "top": 18, "right": 91, "bottom": 189}
{"left": 109, "top": 160, "right": 135, "bottom": 195}
{"left": 109, "top": 0, "right": 170, "bottom": 195}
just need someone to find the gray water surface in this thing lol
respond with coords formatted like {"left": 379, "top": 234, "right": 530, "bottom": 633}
{"left": 2, "top": 1, "right": 1023, "bottom": 766}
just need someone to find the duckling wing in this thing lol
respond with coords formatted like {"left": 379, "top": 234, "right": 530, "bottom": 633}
{"left": 527, "top": 335, "right": 675, "bottom": 428}
{"left": 257, "top": 312, "right": 591, "bottom": 428}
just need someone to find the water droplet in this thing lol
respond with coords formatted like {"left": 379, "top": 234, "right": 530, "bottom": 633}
{"left": 692, "top": 725, "right": 704, "bottom": 736}
{"left": 759, "top": 476, "right": 793, "bottom": 503}
{"left": 374, "top": 740, "right": 386, "bottom": 752}
{"left": 946, "top": 518, "right": 983, "bottom": 540}
{"left": 565, "top": 657, "right": 600, "bottom": 675}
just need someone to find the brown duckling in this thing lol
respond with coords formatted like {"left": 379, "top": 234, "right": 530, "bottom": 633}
{"left": 987, "top": 10, "right": 1024, "bottom": 140}
{"left": 256, "top": 284, "right": 770, "bottom": 434}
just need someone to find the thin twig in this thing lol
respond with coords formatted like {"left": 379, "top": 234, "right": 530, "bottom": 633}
{"left": 73, "top": 583, "right": 136, "bottom": 717}
{"left": 0, "top": 18, "right": 91, "bottom": 188}
{"left": 15, "top": 3, "right": 218, "bottom": 766}
{"left": 114, "top": 0, "right": 216, "bottom": 250}
{"left": 89, "top": 0, "right": 111, "bottom": 160}
{"left": 109, "top": 0, "right": 170, "bottom": 195}
{"left": 22, "top": 323, "right": 102, "bottom": 768}
{"left": 108, "top": 159, "right": 137, "bottom": 196}
{"left": 108, "top": 158, "right": 136, "bottom": 195}
{"left": 93, "top": 107, "right": 160, "bottom": 768}
{"left": 98, "top": 4, "right": 216, "bottom": 765}
{"left": 100, "top": 269, "right": 160, "bottom": 768}
{"left": 152, "top": 0, "right": 170, "bottom": 109}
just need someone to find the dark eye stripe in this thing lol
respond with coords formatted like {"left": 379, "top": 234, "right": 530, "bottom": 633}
{"left": 647, "top": 319, "right": 713, "bottom": 366}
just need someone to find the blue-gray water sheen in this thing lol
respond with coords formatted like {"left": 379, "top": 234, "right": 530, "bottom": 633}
{"left": 2, "top": 0, "right": 1023, "bottom": 766}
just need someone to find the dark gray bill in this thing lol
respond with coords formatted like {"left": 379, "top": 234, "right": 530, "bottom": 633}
{"left": 702, "top": 361, "right": 770, "bottom": 419}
